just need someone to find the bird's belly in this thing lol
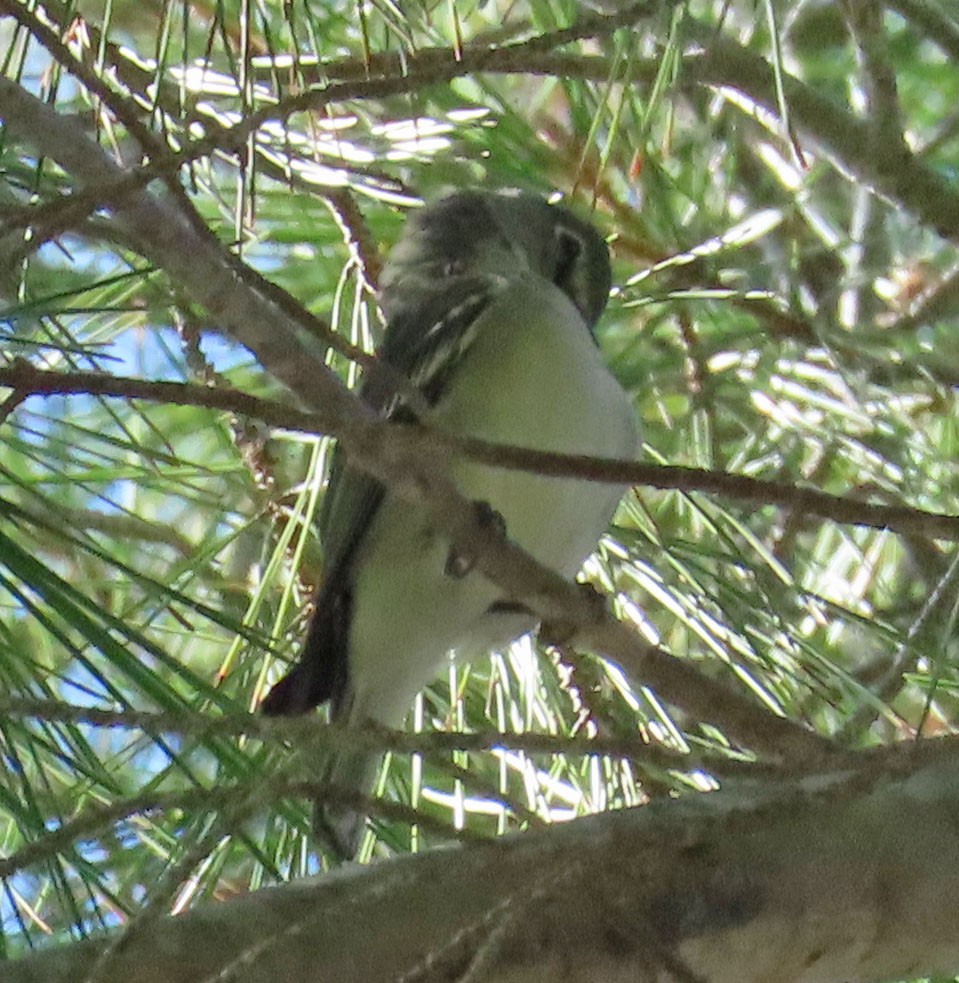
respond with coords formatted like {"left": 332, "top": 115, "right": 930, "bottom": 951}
{"left": 439, "top": 279, "right": 638, "bottom": 572}
{"left": 349, "top": 279, "right": 637, "bottom": 726}
{"left": 349, "top": 499, "right": 503, "bottom": 725}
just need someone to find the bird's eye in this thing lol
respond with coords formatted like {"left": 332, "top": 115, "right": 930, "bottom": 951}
{"left": 553, "top": 228, "right": 582, "bottom": 290}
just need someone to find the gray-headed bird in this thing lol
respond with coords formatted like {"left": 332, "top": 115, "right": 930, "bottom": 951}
{"left": 261, "top": 190, "right": 638, "bottom": 855}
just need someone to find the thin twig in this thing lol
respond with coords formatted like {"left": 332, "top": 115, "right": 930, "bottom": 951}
{"left": 2, "top": 361, "right": 957, "bottom": 541}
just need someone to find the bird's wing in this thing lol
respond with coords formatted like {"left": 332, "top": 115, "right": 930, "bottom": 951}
{"left": 259, "top": 273, "right": 506, "bottom": 717}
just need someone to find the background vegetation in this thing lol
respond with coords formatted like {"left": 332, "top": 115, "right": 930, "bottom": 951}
{"left": 2, "top": 0, "right": 959, "bottom": 977}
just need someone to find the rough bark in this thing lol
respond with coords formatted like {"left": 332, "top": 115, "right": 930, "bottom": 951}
{"left": 9, "top": 737, "right": 959, "bottom": 983}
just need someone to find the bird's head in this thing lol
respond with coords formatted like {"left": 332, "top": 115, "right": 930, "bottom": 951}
{"left": 379, "top": 190, "right": 612, "bottom": 332}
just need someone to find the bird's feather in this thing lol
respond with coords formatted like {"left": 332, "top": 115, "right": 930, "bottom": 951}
{"left": 259, "top": 190, "right": 634, "bottom": 859}
{"left": 261, "top": 275, "right": 506, "bottom": 716}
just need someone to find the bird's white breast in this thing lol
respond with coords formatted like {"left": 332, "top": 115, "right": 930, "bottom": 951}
{"left": 348, "top": 276, "right": 637, "bottom": 727}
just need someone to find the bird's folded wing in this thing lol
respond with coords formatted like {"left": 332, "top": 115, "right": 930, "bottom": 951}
{"left": 260, "top": 273, "right": 507, "bottom": 716}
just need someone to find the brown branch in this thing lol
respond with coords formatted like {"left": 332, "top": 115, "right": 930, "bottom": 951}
{"left": 0, "top": 2, "right": 658, "bottom": 248}
{"left": 0, "top": 387, "right": 29, "bottom": 425}
{"left": 13, "top": 739, "right": 959, "bottom": 982}
{"left": 251, "top": 42, "right": 638, "bottom": 90}
{"left": 322, "top": 188, "right": 383, "bottom": 293}
{"left": 0, "top": 773, "right": 479, "bottom": 881}
{"left": 0, "top": 0, "right": 202, "bottom": 267}
{"left": 886, "top": 0, "right": 959, "bottom": 64}
{"left": 0, "top": 696, "right": 718, "bottom": 772}
{"left": 0, "top": 14, "right": 387, "bottom": 387}
{"left": 0, "top": 0, "right": 163, "bottom": 156}
{"left": 0, "top": 74, "right": 356, "bottom": 417}
{"left": 688, "top": 36, "right": 959, "bottom": 243}
{"left": 3, "top": 361, "right": 957, "bottom": 543}
{"left": 8, "top": 2, "right": 959, "bottom": 259}
{"left": 0, "top": 357, "right": 831, "bottom": 762}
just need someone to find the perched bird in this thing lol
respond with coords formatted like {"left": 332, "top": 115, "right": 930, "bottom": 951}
{"left": 261, "top": 189, "right": 638, "bottom": 853}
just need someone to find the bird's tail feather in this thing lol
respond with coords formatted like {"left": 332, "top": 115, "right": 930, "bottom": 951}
{"left": 312, "top": 739, "right": 380, "bottom": 859}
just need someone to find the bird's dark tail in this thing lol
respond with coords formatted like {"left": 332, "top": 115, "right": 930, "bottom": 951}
{"left": 313, "top": 728, "right": 380, "bottom": 860}
{"left": 259, "top": 587, "right": 352, "bottom": 716}
{"left": 260, "top": 588, "right": 376, "bottom": 858}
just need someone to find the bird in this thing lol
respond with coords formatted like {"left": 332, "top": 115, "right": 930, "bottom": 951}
{"left": 260, "top": 189, "right": 638, "bottom": 855}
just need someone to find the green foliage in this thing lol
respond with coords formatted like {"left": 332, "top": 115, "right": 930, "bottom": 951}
{"left": 1, "top": 2, "right": 959, "bottom": 979}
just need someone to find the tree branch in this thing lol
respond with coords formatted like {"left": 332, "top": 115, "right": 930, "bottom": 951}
{"left": 4, "top": 361, "right": 957, "bottom": 542}
{"left": 689, "top": 36, "right": 959, "bottom": 243}
{"left": 0, "top": 74, "right": 353, "bottom": 416}
{"left": 0, "top": 364, "right": 829, "bottom": 761}
{"left": 10, "top": 738, "right": 959, "bottom": 983}
{"left": 0, "top": 695, "right": 739, "bottom": 770}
